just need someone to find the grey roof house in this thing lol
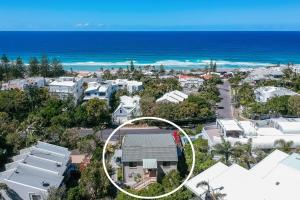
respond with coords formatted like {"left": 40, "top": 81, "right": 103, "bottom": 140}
{"left": 0, "top": 142, "right": 70, "bottom": 200}
{"left": 121, "top": 134, "right": 178, "bottom": 190}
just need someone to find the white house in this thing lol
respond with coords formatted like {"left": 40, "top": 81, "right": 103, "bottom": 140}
{"left": 108, "top": 79, "right": 143, "bottom": 94}
{"left": 178, "top": 75, "right": 204, "bottom": 89}
{"left": 1, "top": 77, "right": 45, "bottom": 91}
{"left": 156, "top": 90, "right": 188, "bottom": 104}
{"left": 0, "top": 142, "right": 70, "bottom": 200}
{"left": 49, "top": 77, "right": 83, "bottom": 104}
{"left": 254, "top": 86, "right": 299, "bottom": 103}
{"left": 83, "top": 81, "right": 115, "bottom": 104}
{"left": 203, "top": 118, "right": 300, "bottom": 149}
{"left": 243, "top": 67, "right": 284, "bottom": 84}
{"left": 112, "top": 95, "right": 141, "bottom": 124}
{"left": 185, "top": 149, "right": 300, "bottom": 200}
{"left": 126, "top": 80, "right": 143, "bottom": 94}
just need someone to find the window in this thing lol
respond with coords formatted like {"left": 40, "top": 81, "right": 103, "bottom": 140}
{"left": 163, "top": 161, "right": 171, "bottom": 168}
{"left": 29, "top": 193, "right": 42, "bottom": 200}
{"left": 129, "top": 162, "right": 138, "bottom": 168}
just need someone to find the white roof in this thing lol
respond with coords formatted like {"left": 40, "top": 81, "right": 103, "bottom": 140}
{"left": 185, "top": 162, "right": 228, "bottom": 196}
{"left": 276, "top": 121, "right": 300, "bottom": 134}
{"left": 186, "top": 151, "right": 300, "bottom": 200}
{"left": 256, "top": 127, "right": 284, "bottom": 136}
{"left": 218, "top": 119, "right": 243, "bottom": 132}
{"left": 156, "top": 90, "right": 188, "bottom": 103}
{"left": 238, "top": 121, "right": 256, "bottom": 136}
{"left": 250, "top": 149, "right": 289, "bottom": 178}
{"left": 186, "top": 163, "right": 266, "bottom": 200}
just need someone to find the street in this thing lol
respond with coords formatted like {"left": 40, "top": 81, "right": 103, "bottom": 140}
{"left": 216, "top": 79, "right": 233, "bottom": 119}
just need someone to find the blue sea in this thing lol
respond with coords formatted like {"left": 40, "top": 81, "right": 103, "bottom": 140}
{"left": 0, "top": 31, "right": 300, "bottom": 71}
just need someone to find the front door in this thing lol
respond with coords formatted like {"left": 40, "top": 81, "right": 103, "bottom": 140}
{"left": 149, "top": 169, "right": 156, "bottom": 177}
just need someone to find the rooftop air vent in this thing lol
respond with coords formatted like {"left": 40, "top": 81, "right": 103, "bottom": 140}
{"left": 42, "top": 181, "right": 50, "bottom": 187}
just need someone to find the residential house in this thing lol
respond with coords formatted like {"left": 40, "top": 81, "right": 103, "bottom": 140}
{"left": 112, "top": 95, "right": 141, "bottom": 124}
{"left": 1, "top": 77, "right": 45, "bottom": 91}
{"left": 83, "top": 81, "right": 115, "bottom": 104}
{"left": 49, "top": 77, "right": 83, "bottom": 104}
{"left": 178, "top": 75, "right": 204, "bottom": 94}
{"left": 109, "top": 79, "right": 143, "bottom": 94}
{"left": 185, "top": 149, "right": 300, "bottom": 200}
{"left": 156, "top": 90, "right": 188, "bottom": 104}
{"left": 0, "top": 142, "right": 70, "bottom": 200}
{"left": 243, "top": 67, "right": 284, "bottom": 84}
{"left": 202, "top": 118, "right": 300, "bottom": 149}
{"left": 254, "top": 86, "right": 299, "bottom": 103}
{"left": 121, "top": 134, "right": 178, "bottom": 189}
{"left": 178, "top": 75, "right": 204, "bottom": 89}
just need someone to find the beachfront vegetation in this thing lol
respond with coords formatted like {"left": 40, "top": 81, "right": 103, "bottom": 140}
{"left": 0, "top": 54, "right": 65, "bottom": 81}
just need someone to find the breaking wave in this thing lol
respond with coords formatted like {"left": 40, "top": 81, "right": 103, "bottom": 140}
{"left": 62, "top": 59, "right": 291, "bottom": 70}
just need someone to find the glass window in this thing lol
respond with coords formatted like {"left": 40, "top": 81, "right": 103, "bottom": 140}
{"left": 129, "top": 162, "right": 138, "bottom": 168}
{"left": 163, "top": 161, "right": 171, "bottom": 168}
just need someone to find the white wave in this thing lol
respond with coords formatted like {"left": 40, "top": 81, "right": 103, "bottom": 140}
{"left": 62, "top": 59, "right": 282, "bottom": 68}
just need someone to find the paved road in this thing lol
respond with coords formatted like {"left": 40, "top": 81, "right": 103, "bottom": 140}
{"left": 216, "top": 79, "right": 233, "bottom": 119}
{"left": 100, "top": 127, "right": 175, "bottom": 142}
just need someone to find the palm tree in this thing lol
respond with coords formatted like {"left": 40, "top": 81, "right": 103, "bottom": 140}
{"left": 196, "top": 181, "right": 226, "bottom": 200}
{"left": 213, "top": 137, "right": 234, "bottom": 165}
{"left": 0, "top": 183, "right": 8, "bottom": 199}
{"left": 233, "top": 139, "right": 256, "bottom": 169}
{"left": 274, "top": 139, "right": 294, "bottom": 153}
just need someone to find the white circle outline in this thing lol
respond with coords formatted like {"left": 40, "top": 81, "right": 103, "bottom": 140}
{"left": 102, "top": 117, "right": 196, "bottom": 199}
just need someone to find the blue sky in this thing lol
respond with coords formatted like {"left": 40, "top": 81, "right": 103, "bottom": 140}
{"left": 0, "top": 0, "right": 300, "bottom": 31}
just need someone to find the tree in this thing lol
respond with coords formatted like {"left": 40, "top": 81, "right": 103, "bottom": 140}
{"left": 159, "top": 65, "right": 165, "bottom": 75}
{"left": 40, "top": 55, "right": 50, "bottom": 77}
{"left": 213, "top": 137, "right": 234, "bottom": 165}
{"left": 161, "top": 170, "right": 181, "bottom": 192}
{"left": 184, "top": 138, "right": 215, "bottom": 175}
{"left": 84, "top": 99, "right": 111, "bottom": 127}
{"left": 288, "top": 95, "right": 300, "bottom": 116}
{"left": 51, "top": 58, "right": 65, "bottom": 77}
{"left": 102, "top": 70, "right": 114, "bottom": 80}
{"left": 11, "top": 57, "right": 25, "bottom": 78}
{"left": 67, "top": 186, "right": 82, "bottom": 200}
{"left": 196, "top": 181, "right": 226, "bottom": 200}
{"left": 28, "top": 57, "right": 40, "bottom": 76}
{"left": 1, "top": 54, "right": 10, "bottom": 80}
{"left": 47, "top": 186, "right": 67, "bottom": 200}
{"left": 130, "top": 60, "right": 135, "bottom": 72}
{"left": 79, "top": 161, "right": 113, "bottom": 199}
{"left": 232, "top": 139, "right": 256, "bottom": 169}
{"left": 274, "top": 139, "right": 294, "bottom": 153}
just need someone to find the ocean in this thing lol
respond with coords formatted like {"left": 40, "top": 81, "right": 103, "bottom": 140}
{"left": 0, "top": 31, "right": 300, "bottom": 71}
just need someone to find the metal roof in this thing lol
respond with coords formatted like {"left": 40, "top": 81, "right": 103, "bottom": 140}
{"left": 0, "top": 141, "right": 70, "bottom": 200}
{"left": 122, "top": 134, "right": 178, "bottom": 162}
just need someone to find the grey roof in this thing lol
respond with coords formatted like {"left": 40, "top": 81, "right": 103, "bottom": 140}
{"left": 0, "top": 141, "right": 70, "bottom": 200}
{"left": 122, "top": 134, "right": 178, "bottom": 162}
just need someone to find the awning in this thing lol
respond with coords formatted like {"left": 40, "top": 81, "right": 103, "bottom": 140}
{"left": 142, "top": 159, "right": 157, "bottom": 169}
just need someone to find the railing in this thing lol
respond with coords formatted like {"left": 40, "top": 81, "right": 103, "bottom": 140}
{"left": 132, "top": 177, "right": 157, "bottom": 190}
